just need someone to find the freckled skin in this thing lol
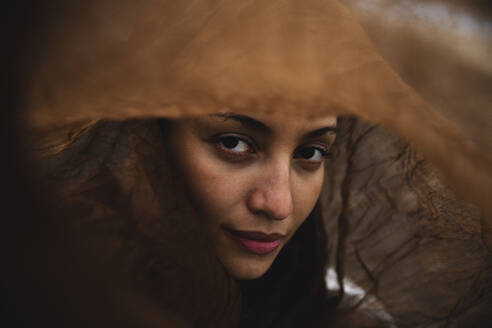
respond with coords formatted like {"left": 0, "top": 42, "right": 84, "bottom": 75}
{"left": 165, "top": 113, "right": 336, "bottom": 280}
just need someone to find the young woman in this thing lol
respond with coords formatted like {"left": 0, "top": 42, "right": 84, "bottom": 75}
{"left": 7, "top": 0, "right": 492, "bottom": 327}
{"left": 160, "top": 112, "right": 339, "bottom": 326}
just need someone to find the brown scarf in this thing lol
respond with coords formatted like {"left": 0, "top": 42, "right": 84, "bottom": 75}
{"left": 5, "top": 0, "right": 491, "bottom": 326}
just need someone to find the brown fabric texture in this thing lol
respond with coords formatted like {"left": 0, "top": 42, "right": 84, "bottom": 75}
{"left": 23, "top": 0, "right": 492, "bottom": 247}
{"left": 8, "top": 0, "right": 492, "bottom": 326}
{"left": 322, "top": 118, "right": 492, "bottom": 327}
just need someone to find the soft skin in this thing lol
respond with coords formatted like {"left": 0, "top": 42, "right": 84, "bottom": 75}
{"left": 165, "top": 112, "right": 337, "bottom": 280}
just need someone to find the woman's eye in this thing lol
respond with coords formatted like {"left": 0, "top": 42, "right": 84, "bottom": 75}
{"left": 218, "top": 136, "right": 251, "bottom": 153}
{"left": 297, "top": 147, "right": 324, "bottom": 161}
{"left": 213, "top": 135, "right": 256, "bottom": 161}
{"left": 294, "top": 145, "right": 330, "bottom": 168}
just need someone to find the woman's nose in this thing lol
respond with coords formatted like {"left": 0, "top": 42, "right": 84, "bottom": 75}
{"left": 246, "top": 163, "right": 294, "bottom": 221}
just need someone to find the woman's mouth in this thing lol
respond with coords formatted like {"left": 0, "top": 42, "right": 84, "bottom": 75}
{"left": 224, "top": 228, "right": 284, "bottom": 255}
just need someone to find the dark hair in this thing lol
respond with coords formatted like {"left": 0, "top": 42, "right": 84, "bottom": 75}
{"left": 237, "top": 202, "right": 332, "bottom": 327}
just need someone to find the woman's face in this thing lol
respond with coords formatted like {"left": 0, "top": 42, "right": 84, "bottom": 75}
{"left": 165, "top": 112, "right": 337, "bottom": 280}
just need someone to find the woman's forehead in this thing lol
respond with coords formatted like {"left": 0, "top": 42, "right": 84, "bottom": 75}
{"left": 201, "top": 111, "right": 337, "bottom": 135}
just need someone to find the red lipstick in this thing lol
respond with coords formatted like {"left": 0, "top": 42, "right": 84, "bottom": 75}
{"left": 225, "top": 229, "right": 284, "bottom": 255}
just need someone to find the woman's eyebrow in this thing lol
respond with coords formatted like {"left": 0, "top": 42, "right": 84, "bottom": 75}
{"left": 303, "top": 126, "right": 338, "bottom": 139}
{"left": 210, "top": 113, "right": 272, "bottom": 134}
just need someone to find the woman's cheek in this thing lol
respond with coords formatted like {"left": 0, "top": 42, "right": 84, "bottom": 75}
{"left": 184, "top": 154, "right": 246, "bottom": 219}
{"left": 292, "top": 170, "right": 324, "bottom": 224}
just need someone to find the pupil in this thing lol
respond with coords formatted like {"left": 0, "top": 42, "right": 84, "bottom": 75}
{"left": 222, "top": 137, "right": 239, "bottom": 149}
{"left": 301, "top": 148, "right": 315, "bottom": 159}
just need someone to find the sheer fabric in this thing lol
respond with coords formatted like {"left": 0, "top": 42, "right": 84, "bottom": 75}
{"left": 7, "top": 0, "right": 492, "bottom": 326}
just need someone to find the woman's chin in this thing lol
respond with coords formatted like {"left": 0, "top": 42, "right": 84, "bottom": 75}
{"left": 221, "top": 255, "right": 276, "bottom": 280}
{"left": 213, "top": 228, "right": 285, "bottom": 280}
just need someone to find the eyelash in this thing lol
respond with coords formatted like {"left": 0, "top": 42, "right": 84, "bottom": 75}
{"left": 212, "top": 134, "right": 257, "bottom": 161}
{"left": 294, "top": 144, "right": 331, "bottom": 161}
{"left": 212, "top": 134, "right": 331, "bottom": 166}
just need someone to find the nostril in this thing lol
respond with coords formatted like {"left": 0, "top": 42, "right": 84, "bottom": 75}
{"left": 252, "top": 209, "right": 275, "bottom": 220}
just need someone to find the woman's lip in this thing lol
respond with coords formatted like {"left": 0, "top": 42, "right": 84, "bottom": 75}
{"left": 226, "top": 229, "right": 285, "bottom": 241}
{"left": 224, "top": 228, "right": 284, "bottom": 255}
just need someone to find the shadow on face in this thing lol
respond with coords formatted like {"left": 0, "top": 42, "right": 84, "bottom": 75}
{"left": 163, "top": 112, "right": 337, "bottom": 279}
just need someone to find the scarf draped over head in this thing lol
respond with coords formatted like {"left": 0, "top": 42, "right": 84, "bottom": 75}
{"left": 11, "top": 0, "right": 492, "bottom": 327}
